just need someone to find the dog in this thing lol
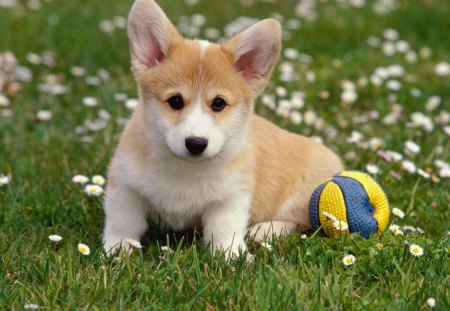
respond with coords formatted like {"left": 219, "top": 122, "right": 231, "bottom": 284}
{"left": 103, "top": 0, "right": 343, "bottom": 258}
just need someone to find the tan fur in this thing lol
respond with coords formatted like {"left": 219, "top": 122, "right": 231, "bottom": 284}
{"left": 104, "top": 0, "right": 343, "bottom": 256}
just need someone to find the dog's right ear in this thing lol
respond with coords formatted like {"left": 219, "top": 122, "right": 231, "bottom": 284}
{"left": 128, "top": 0, "right": 181, "bottom": 71}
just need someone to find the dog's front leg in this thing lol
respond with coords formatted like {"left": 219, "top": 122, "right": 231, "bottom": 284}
{"left": 103, "top": 185, "right": 148, "bottom": 255}
{"left": 202, "top": 193, "right": 250, "bottom": 258}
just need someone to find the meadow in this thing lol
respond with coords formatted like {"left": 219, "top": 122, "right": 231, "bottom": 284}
{"left": 0, "top": 0, "right": 449, "bottom": 309}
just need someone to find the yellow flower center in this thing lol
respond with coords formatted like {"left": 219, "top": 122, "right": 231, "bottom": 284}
{"left": 80, "top": 247, "right": 86, "bottom": 253}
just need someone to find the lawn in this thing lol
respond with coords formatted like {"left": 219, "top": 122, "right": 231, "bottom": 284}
{"left": 0, "top": 0, "right": 449, "bottom": 309}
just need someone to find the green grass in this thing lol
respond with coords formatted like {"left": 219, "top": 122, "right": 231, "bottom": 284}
{"left": 1, "top": 0, "right": 449, "bottom": 309}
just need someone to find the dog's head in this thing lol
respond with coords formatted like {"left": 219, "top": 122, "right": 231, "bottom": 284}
{"left": 128, "top": 0, "right": 281, "bottom": 161}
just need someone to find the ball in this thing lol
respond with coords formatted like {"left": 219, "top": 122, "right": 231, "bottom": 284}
{"left": 308, "top": 171, "right": 390, "bottom": 238}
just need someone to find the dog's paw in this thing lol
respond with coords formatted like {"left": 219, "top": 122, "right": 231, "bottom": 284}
{"left": 103, "top": 236, "right": 135, "bottom": 258}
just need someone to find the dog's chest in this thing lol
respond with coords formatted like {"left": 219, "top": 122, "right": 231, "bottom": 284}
{"left": 133, "top": 162, "right": 242, "bottom": 228}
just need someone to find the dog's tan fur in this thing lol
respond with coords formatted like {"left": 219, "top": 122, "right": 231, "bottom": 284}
{"left": 103, "top": 0, "right": 343, "bottom": 257}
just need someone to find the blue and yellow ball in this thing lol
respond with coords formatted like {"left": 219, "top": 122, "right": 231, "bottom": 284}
{"left": 308, "top": 171, "right": 390, "bottom": 238}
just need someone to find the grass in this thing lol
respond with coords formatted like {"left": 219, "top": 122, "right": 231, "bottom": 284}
{"left": 1, "top": 0, "right": 449, "bottom": 309}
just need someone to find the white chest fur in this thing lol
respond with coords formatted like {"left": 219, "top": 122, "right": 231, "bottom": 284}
{"left": 115, "top": 152, "right": 245, "bottom": 230}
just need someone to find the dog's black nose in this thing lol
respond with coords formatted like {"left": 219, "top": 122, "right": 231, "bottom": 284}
{"left": 185, "top": 137, "right": 208, "bottom": 156}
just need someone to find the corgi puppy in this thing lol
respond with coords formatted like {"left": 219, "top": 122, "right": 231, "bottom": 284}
{"left": 103, "top": 0, "right": 343, "bottom": 257}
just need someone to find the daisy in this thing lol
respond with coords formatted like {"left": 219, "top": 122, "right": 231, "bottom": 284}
{"left": 409, "top": 244, "right": 424, "bottom": 257}
{"left": 82, "top": 97, "right": 98, "bottom": 107}
{"left": 289, "top": 111, "right": 302, "bottom": 125}
{"left": 417, "top": 169, "right": 431, "bottom": 179}
{"left": 260, "top": 242, "right": 272, "bottom": 251}
{"left": 426, "top": 297, "right": 436, "bottom": 308}
{"left": 322, "top": 211, "right": 337, "bottom": 221}
{"left": 160, "top": 246, "right": 172, "bottom": 253}
{"left": 78, "top": 243, "right": 91, "bottom": 256}
{"left": 342, "top": 254, "right": 356, "bottom": 266}
{"left": 435, "top": 62, "right": 450, "bottom": 76}
{"left": 366, "top": 163, "right": 380, "bottom": 175}
{"left": 125, "top": 238, "right": 143, "bottom": 249}
{"left": 0, "top": 94, "right": 9, "bottom": 107}
{"left": 84, "top": 184, "right": 104, "bottom": 196}
{"left": 36, "top": 110, "right": 52, "bottom": 121}
{"left": 401, "top": 160, "right": 417, "bottom": 173}
{"left": 333, "top": 219, "right": 349, "bottom": 231}
{"left": 72, "top": 174, "right": 89, "bottom": 184}
{"left": 125, "top": 98, "right": 139, "bottom": 110}
{"left": 300, "top": 234, "right": 307, "bottom": 239}
{"left": 392, "top": 207, "right": 405, "bottom": 219}
{"left": 24, "top": 304, "right": 40, "bottom": 310}
{"left": 0, "top": 174, "right": 10, "bottom": 186}
{"left": 48, "top": 234, "right": 63, "bottom": 242}
{"left": 404, "top": 140, "right": 420, "bottom": 155}
{"left": 91, "top": 175, "right": 106, "bottom": 186}
{"left": 340, "top": 89, "right": 358, "bottom": 104}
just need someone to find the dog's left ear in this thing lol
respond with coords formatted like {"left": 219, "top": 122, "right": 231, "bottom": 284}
{"left": 222, "top": 19, "right": 281, "bottom": 94}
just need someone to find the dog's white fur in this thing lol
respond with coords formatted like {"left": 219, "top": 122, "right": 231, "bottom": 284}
{"left": 103, "top": 0, "right": 343, "bottom": 257}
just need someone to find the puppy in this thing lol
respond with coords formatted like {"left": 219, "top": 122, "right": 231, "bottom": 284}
{"left": 103, "top": 0, "right": 343, "bottom": 257}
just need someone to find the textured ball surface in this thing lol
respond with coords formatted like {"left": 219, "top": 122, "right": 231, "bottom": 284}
{"left": 309, "top": 171, "right": 390, "bottom": 238}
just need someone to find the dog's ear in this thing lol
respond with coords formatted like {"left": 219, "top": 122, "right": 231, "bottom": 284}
{"left": 128, "top": 0, "right": 181, "bottom": 71}
{"left": 222, "top": 19, "right": 281, "bottom": 94}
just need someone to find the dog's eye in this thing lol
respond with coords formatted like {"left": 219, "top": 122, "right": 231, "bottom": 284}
{"left": 167, "top": 95, "right": 184, "bottom": 110}
{"left": 211, "top": 97, "right": 227, "bottom": 112}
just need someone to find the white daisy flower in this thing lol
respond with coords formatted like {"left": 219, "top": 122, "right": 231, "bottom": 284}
{"left": 382, "top": 41, "right": 396, "bottom": 56}
{"left": 409, "top": 244, "right": 424, "bottom": 257}
{"left": 0, "top": 174, "right": 10, "bottom": 186}
{"left": 392, "top": 207, "right": 405, "bottom": 219}
{"left": 260, "top": 242, "right": 273, "bottom": 251}
{"left": 426, "top": 297, "right": 436, "bottom": 308}
{"left": 84, "top": 184, "right": 104, "bottom": 196}
{"left": 78, "top": 243, "right": 90, "bottom": 255}
{"left": 24, "top": 304, "right": 40, "bottom": 310}
{"left": 405, "top": 51, "right": 418, "bottom": 63}
{"left": 394, "top": 229, "right": 404, "bottom": 235}
{"left": 300, "top": 234, "right": 307, "bottom": 239}
{"left": 289, "top": 111, "right": 302, "bottom": 125}
{"left": 386, "top": 150, "right": 403, "bottom": 162}
{"left": 161, "top": 246, "right": 173, "bottom": 253}
{"left": 383, "top": 28, "right": 399, "bottom": 40}
{"left": 125, "top": 238, "right": 143, "bottom": 249}
{"left": 404, "top": 140, "right": 420, "bottom": 155}
{"left": 417, "top": 169, "right": 431, "bottom": 179}
{"left": 341, "top": 90, "right": 358, "bottom": 104}
{"left": 275, "top": 86, "right": 287, "bottom": 97}
{"left": 322, "top": 211, "right": 337, "bottom": 221}
{"left": 91, "top": 175, "right": 105, "bottom": 186}
{"left": 48, "top": 234, "right": 63, "bottom": 242}
{"left": 386, "top": 79, "right": 401, "bottom": 91}
{"left": 401, "top": 160, "right": 417, "bottom": 173}
{"left": 284, "top": 48, "right": 299, "bottom": 60}
{"left": 443, "top": 125, "right": 450, "bottom": 137}
{"left": 82, "top": 97, "right": 98, "bottom": 107}
{"left": 389, "top": 224, "right": 400, "bottom": 232}
{"left": 72, "top": 174, "right": 89, "bottom": 184}
{"left": 346, "top": 131, "right": 364, "bottom": 144}
{"left": 36, "top": 110, "right": 52, "bottom": 121}
{"left": 70, "top": 66, "right": 86, "bottom": 77}
{"left": 435, "top": 62, "right": 450, "bottom": 76}
{"left": 366, "top": 163, "right": 380, "bottom": 175}
{"left": 419, "top": 46, "right": 432, "bottom": 59}
{"left": 333, "top": 219, "right": 349, "bottom": 231}
{"left": 125, "top": 98, "right": 139, "bottom": 110}
{"left": 303, "top": 110, "right": 317, "bottom": 126}
{"left": 0, "top": 94, "right": 10, "bottom": 107}
{"left": 368, "top": 137, "right": 384, "bottom": 150}
{"left": 342, "top": 254, "right": 356, "bottom": 266}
